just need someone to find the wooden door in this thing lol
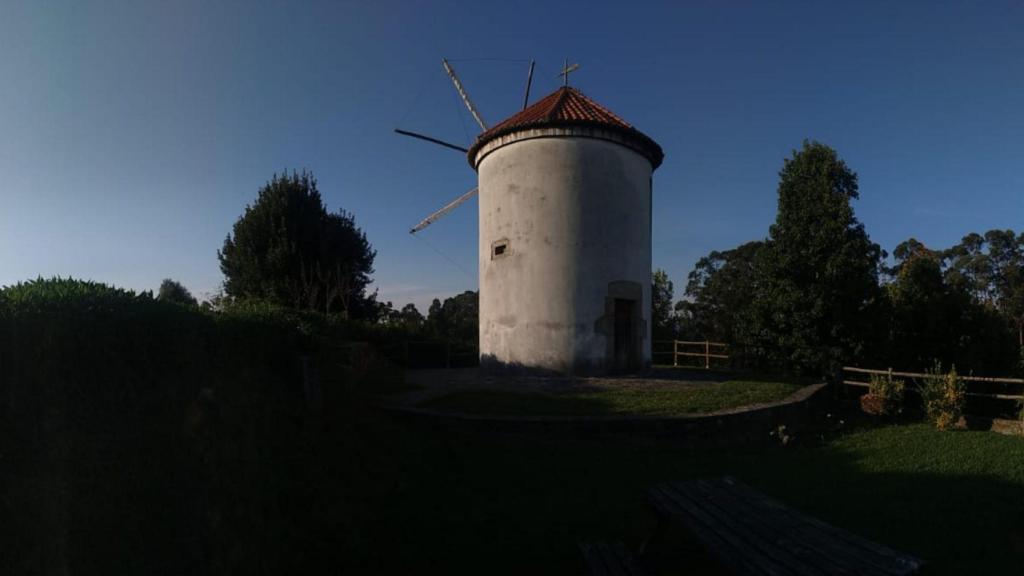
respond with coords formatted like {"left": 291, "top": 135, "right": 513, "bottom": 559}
{"left": 613, "top": 298, "right": 635, "bottom": 372}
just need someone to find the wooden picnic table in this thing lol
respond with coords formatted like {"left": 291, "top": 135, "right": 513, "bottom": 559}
{"left": 646, "top": 476, "right": 923, "bottom": 576}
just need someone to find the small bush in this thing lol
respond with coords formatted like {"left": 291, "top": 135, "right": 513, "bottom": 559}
{"left": 918, "top": 362, "right": 965, "bottom": 430}
{"left": 157, "top": 278, "right": 198, "bottom": 306}
{"left": 861, "top": 373, "right": 905, "bottom": 416}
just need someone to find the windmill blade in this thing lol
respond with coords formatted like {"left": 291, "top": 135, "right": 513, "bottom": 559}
{"left": 410, "top": 187, "right": 479, "bottom": 234}
{"left": 442, "top": 59, "right": 488, "bottom": 131}
{"left": 522, "top": 60, "right": 535, "bottom": 110}
{"left": 394, "top": 129, "right": 468, "bottom": 153}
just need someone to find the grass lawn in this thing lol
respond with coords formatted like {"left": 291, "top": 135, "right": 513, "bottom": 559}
{"left": 22, "top": 392, "right": 1022, "bottom": 574}
{"left": 319, "top": 413, "right": 1024, "bottom": 574}
{"left": 418, "top": 379, "right": 807, "bottom": 417}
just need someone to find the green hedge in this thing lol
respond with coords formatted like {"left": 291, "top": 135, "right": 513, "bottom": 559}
{"left": 0, "top": 278, "right": 311, "bottom": 447}
{"left": 0, "top": 278, "right": 472, "bottom": 574}
{"left": 0, "top": 278, "right": 364, "bottom": 574}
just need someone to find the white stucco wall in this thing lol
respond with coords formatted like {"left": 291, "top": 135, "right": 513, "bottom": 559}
{"left": 477, "top": 135, "right": 653, "bottom": 374}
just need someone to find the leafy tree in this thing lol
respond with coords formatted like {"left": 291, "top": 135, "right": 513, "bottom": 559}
{"left": 218, "top": 171, "right": 378, "bottom": 319}
{"left": 886, "top": 238, "right": 928, "bottom": 279}
{"left": 680, "top": 241, "right": 763, "bottom": 342}
{"left": 379, "top": 301, "right": 426, "bottom": 328}
{"left": 399, "top": 303, "right": 425, "bottom": 326}
{"left": 887, "top": 241, "right": 965, "bottom": 369}
{"left": 746, "top": 141, "right": 884, "bottom": 374}
{"left": 944, "top": 229, "right": 1024, "bottom": 350}
{"left": 651, "top": 269, "right": 676, "bottom": 340}
{"left": 427, "top": 298, "right": 442, "bottom": 323}
{"left": 426, "top": 291, "right": 478, "bottom": 346}
{"left": 157, "top": 279, "right": 198, "bottom": 306}
{"left": 887, "top": 239, "right": 1014, "bottom": 373}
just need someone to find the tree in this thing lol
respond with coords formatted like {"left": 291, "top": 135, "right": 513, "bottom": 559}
{"left": 651, "top": 269, "right": 676, "bottom": 340}
{"left": 426, "top": 291, "right": 478, "bottom": 346}
{"left": 888, "top": 238, "right": 1016, "bottom": 373}
{"left": 379, "top": 301, "right": 425, "bottom": 328}
{"left": 944, "top": 229, "right": 1024, "bottom": 351}
{"left": 399, "top": 303, "right": 426, "bottom": 327}
{"left": 746, "top": 141, "right": 884, "bottom": 374}
{"left": 886, "top": 241, "right": 964, "bottom": 370}
{"left": 681, "top": 241, "right": 763, "bottom": 342}
{"left": 217, "top": 171, "right": 378, "bottom": 318}
{"left": 157, "top": 279, "right": 198, "bottom": 306}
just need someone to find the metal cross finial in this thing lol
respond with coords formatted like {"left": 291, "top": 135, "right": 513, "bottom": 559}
{"left": 558, "top": 59, "right": 580, "bottom": 87}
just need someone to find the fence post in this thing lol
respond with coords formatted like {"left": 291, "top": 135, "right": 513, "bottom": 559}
{"left": 673, "top": 340, "right": 678, "bottom": 367}
{"left": 445, "top": 342, "right": 451, "bottom": 369}
{"left": 705, "top": 340, "right": 710, "bottom": 369}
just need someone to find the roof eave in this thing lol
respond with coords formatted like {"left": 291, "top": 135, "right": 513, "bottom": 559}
{"left": 467, "top": 120, "right": 664, "bottom": 171}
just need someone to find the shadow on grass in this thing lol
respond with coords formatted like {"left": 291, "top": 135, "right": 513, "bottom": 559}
{"left": 318, "top": 415, "right": 1024, "bottom": 575}
{"left": 4, "top": 408, "right": 1023, "bottom": 575}
{"left": 417, "top": 380, "right": 806, "bottom": 417}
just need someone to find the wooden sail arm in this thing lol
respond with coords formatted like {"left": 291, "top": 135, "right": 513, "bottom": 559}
{"left": 410, "top": 187, "right": 479, "bottom": 234}
{"left": 522, "top": 60, "right": 535, "bottom": 110}
{"left": 442, "top": 59, "right": 488, "bottom": 131}
{"left": 394, "top": 129, "right": 468, "bottom": 153}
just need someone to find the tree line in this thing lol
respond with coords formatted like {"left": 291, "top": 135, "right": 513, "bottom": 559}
{"left": 652, "top": 141, "right": 1023, "bottom": 376}
{"left": 170, "top": 153, "right": 1019, "bottom": 377}
{"left": 157, "top": 170, "right": 477, "bottom": 348}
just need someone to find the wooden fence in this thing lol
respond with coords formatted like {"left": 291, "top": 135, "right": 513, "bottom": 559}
{"left": 654, "top": 340, "right": 729, "bottom": 369}
{"left": 842, "top": 366, "right": 1024, "bottom": 401}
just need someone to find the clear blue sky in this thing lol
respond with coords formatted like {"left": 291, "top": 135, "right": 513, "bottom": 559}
{"left": 3, "top": 1, "right": 1022, "bottom": 312}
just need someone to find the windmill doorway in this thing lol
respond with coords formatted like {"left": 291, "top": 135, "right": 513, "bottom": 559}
{"left": 612, "top": 298, "right": 639, "bottom": 372}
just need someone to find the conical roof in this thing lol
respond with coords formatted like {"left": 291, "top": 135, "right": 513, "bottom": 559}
{"left": 467, "top": 86, "right": 663, "bottom": 169}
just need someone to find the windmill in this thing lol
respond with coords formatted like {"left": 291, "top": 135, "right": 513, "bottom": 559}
{"left": 396, "top": 59, "right": 664, "bottom": 376}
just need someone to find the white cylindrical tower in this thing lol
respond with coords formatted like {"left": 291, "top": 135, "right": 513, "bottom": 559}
{"left": 467, "top": 87, "right": 664, "bottom": 375}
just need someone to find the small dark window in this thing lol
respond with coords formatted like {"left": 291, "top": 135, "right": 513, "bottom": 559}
{"left": 491, "top": 239, "right": 509, "bottom": 259}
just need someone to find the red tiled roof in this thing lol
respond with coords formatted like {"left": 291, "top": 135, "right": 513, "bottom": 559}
{"left": 467, "top": 86, "right": 663, "bottom": 169}
{"left": 486, "top": 86, "right": 634, "bottom": 134}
